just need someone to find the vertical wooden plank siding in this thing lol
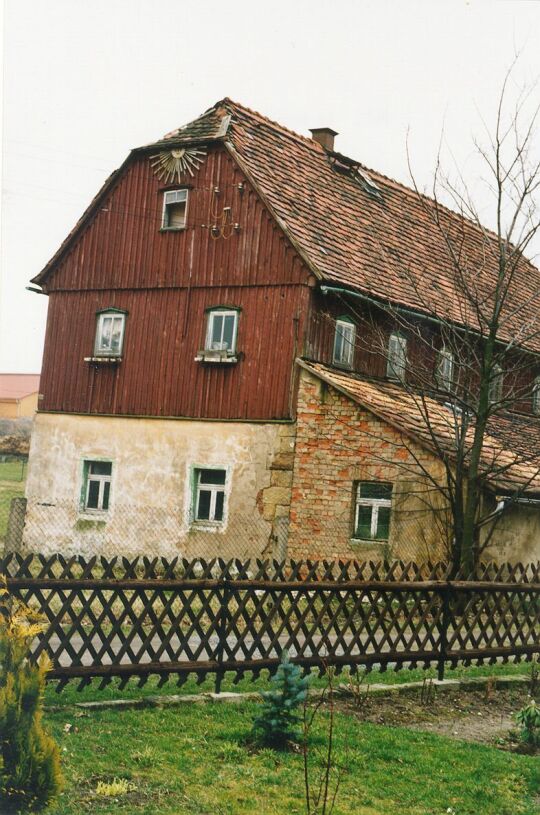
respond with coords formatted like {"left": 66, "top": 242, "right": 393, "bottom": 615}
{"left": 39, "top": 144, "right": 312, "bottom": 419}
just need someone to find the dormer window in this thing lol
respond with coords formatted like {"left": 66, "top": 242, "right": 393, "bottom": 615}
{"left": 333, "top": 317, "right": 355, "bottom": 368}
{"left": 94, "top": 310, "right": 126, "bottom": 357}
{"left": 387, "top": 332, "right": 407, "bottom": 382}
{"left": 161, "top": 189, "right": 188, "bottom": 230}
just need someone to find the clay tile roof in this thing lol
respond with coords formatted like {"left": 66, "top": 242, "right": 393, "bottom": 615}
{"left": 299, "top": 359, "right": 540, "bottom": 495}
{"left": 0, "top": 374, "right": 40, "bottom": 401}
{"left": 199, "top": 99, "right": 540, "bottom": 352}
{"left": 33, "top": 98, "right": 540, "bottom": 353}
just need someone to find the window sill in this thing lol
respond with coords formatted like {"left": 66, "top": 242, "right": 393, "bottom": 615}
{"left": 350, "top": 538, "right": 389, "bottom": 547}
{"left": 332, "top": 361, "right": 353, "bottom": 371}
{"left": 190, "top": 520, "right": 225, "bottom": 533}
{"left": 84, "top": 356, "right": 122, "bottom": 364}
{"left": 78, "top": 510, "right": 109, "bottom": 520}
{"left": 159, "top": 227, "right": 186, "bottom": 233}
{"left": 195, "top": 350, "right": 238, "bottom": 364}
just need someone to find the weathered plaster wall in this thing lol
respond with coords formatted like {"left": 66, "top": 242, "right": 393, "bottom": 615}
{"left": 288, "top": 369, "right": 448, "bottom": 562}
{"left": 485, "top": 505, "right": 540, "bottom": 563}
{"left": 22, "top": 412, "right": 294, "bottom": 558}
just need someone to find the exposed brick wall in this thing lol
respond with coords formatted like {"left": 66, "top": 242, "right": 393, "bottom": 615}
{"left": 288, "top": 369, "right": 448, "bottom": 561}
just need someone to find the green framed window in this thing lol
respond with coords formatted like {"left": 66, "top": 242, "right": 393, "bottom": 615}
{"left": 354, "top": 481, "right": 392, "bottom": 540}
{"left": 83, "top": 460, "right": 112, "bottom": 512}
{"left": 193, "top": 468, "right": 227, "bottom": 523}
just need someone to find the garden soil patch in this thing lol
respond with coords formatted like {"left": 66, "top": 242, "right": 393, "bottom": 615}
{"left": 339, "top": 683, "right": 537, "bottom": 749}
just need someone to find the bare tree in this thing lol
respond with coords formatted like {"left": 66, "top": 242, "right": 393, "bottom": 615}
{"left": 316, "top": 70, "right": 540, "bottom": 572}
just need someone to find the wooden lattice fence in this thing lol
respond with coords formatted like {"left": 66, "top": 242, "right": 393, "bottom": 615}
{"left": 1, "top": 553, "right": 539, "bottom": 692}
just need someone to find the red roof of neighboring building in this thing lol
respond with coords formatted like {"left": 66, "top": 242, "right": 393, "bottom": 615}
{"left": 0, "top": 374, "right": 40, "bottom": 401}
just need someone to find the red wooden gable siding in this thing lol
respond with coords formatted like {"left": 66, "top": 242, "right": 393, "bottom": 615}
{"left": 45, "top": 145, "right": 309, "bottom": 293}
{"left": 39, "top": 145, "right": 312, "bottom": 420}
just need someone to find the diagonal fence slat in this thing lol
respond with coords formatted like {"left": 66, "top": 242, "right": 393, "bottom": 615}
{"left": 1, "top": 553, "right": 538, "bottom": 690}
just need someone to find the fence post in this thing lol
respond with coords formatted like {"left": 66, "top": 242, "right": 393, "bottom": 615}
{"left": 214, "top": 577, "right": 231, "bottom": 694}
{"left": 437, "top": 582, "right": 452, "bottom": 681}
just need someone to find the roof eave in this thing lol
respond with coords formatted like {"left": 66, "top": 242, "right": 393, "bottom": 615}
{"left": 31, "top": 154, "right": 134, "bottom": 287}
{"left": 296, "top": 358, "right": 540, "bottom": 496}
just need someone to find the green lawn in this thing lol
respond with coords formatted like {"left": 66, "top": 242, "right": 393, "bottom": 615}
{"left": 45, "top": 660, "right": 535, "bottom": 708}
{"left": 0, "top": 459, "right": 26, "bottom": 543}
{"left": 0, "top": 484, "right": 25, "bottom": 541}
{"left": 43, "top": 698, "right": 539, "bottom": 815}
{"left": 0, "top": 459, "right": 27, "bottom": 482}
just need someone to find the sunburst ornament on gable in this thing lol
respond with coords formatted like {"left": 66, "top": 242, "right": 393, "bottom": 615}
{"left": 149, "top": 146, "right": 207, "bottom": 184}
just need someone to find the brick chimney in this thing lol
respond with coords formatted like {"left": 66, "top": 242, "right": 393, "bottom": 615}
{"left": 309, "top": 127, "right": 338, "bottom": 151}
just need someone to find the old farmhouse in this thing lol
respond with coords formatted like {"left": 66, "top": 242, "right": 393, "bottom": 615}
{"left": 20, "top": 99, "right": 540, "bottom": 563}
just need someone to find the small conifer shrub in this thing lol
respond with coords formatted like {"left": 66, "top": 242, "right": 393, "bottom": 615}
{"left": 0, "top": 577, "right": 63, "bottom": 813}
{"left": 252, "top": 651, "right": 309, "bottom": 747}
{"left": 515, "top": 699, "right": 540, "bottom": 747}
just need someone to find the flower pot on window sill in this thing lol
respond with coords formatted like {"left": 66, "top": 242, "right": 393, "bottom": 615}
{"left": 194, "top": 350, "right": 238, "bottom": 364}
{"left": 84, "top": 356, "right": 122, "bottom": 364}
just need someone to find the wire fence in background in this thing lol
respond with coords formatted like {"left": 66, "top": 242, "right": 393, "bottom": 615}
{"left": 1, "top": 496, "right": 449, "bottom": 564}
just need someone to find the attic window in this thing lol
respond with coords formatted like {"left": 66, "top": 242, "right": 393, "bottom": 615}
{"left": 161, "top": 189, "right": 188, "bottom": 230}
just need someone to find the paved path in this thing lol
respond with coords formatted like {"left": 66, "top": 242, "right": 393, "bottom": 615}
{"left": 33, "top": 624, "right": 477, "bottom": 669}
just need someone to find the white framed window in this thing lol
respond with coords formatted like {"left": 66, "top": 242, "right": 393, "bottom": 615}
{"left": 488, "top": 363, "right": 503, "bottom": 405}
{"left": 83, "top": 460, "right": 112, "bottom": 512}
{"left": 94, "top": 311, "right": 126, "bottom": 357}
{"left": 533, "top": 377, "right": 540, "bottom": 415}
{"left": 161, "top": 189, "right": 188, "bottom": 230}
{"left": 193, "top": 468, "right": 227, "bottom": 523}
{"left": 436, "top": 348, "right": 454, "bottom": 390}
{"left": 387, "top": 332, "right": 407, "bottom": 381}
{"left": 205, "top": 309, "right": 239, "bottom": 354}
{"left": 354, "top": 482, "right": 392, "bottom": 541}
{"left": 333, "top": 318, "right": 356, "bottom": 368}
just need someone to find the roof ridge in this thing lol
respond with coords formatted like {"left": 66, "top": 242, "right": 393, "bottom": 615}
{"left": 220, "top": 100, "right": 511, "bottom": 248}
{"left": 216, "top": 98, "right": 325, "bottom": 152}
{"left": 160, "top": 98, "right": 507, "bottom": 246}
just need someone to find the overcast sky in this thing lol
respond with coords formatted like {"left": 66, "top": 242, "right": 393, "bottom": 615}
{"left": 2, "top": 0, "right": 540, "bottom": 373}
